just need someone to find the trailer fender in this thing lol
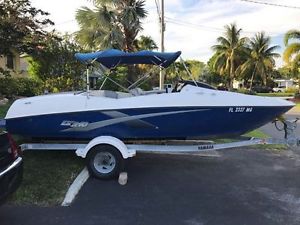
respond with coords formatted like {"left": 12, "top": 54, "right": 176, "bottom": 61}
{"left": 75, "top": 136, "right": 136, "bottom": 159}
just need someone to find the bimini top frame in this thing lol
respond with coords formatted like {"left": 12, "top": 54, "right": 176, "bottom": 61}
{"left": 74, "top": 49, "right": 198, "bottom": 96}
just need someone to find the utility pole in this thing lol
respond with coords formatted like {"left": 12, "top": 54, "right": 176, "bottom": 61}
{"left": 159, "top": 0, "right": 165, "bottom": 90}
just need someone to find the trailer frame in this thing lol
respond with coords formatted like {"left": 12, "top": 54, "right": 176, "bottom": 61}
{"left": 19, "top": 118, "right": 299, "bottom": 179}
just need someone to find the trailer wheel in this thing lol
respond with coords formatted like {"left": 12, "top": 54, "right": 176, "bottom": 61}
{"left": 87, "top": 145, "right": 124, "bottom": 180}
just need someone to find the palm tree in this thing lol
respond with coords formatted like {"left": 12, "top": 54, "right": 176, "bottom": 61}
{"left": 283, "top": 29, "right": 300, "bottom": 76}
{"left": 133, "top": 35, "right": 158, "bottom": 76}
{"left": 212, "top": 23, "right": 248, "bottom": 89}
{"left": 135, "top": 35, "right": 158, "bottom": 51}
{"left": 76, "top": 0, "right": 147, "bottom": 51}
{"left": 240, "top": 32, "right": 280, "bottom": 89}
{"left": 76, "top": 0, "right": 147, "bottom": 84}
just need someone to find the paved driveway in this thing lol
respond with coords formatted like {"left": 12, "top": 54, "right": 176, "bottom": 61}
{"left": 1, "top": 148, "right": 300, "bottom": 225}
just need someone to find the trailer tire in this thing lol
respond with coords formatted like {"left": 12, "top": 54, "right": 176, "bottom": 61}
{"left": 87, "top": 144, "right": 124, "bottom": 180}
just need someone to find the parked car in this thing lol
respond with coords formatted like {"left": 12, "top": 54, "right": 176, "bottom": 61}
{"left": 252, "top": 86, "right": 273, "bottom": 93}
{"left": 0, "top": 132, "right": 23, "bottom": 204}
{"left": 273, "top": 86, "right": 286, "bottom": 93}
{"left": 217, "top": 85, "right": 228, "bottom": 91}
{"left": 273, "top": 79, "right": 298, "bottom": 93}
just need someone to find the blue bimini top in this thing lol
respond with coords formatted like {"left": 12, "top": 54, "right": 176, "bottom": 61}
{"left": 75, "top": 49, "right": 181, "bottom": 68}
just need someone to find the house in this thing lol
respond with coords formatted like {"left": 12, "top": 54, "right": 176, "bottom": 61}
{"left": 0, "top": 50, "right": 29, "bottom": 77}
{"left": 233, "top": 80, "right": 244, "bottom": 89}
{"left": 273, "top": 79, "right": 297, "bottom": 89}
{"left": 272, "top": 79, "right": 298, "bottom": 92}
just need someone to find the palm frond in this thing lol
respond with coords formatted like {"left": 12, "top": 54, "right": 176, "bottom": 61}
{"left": 211, "top": 44, "right": 228, "bottom": 52}
{"left": 216, "top": 37, "right": 230, "bottom": 47}
{"left": 264, "top": 45, "right": 280, "bottom": 55}
{"left": 238, "top": 59, "right": 253, "bottom": 75}
{"left": 76, "top": 7, "right": 97, "bottom": 27}
{"left": 134, "top": 0, "right": 148, "bottom": 18}
{"left": 290, "top": 54, "right": 300, "bottom": 72}
{"left": 284, "top": 29, "right": 300, "bottom": 46}
{"left": 89, "top": 0, "right": 115, "bottom": 7}
{"left": 75, "top": 0, "right": 147, "bottom": 51}
{"left": 283, "top": 43, "right": 300, "bottom": 63}
{"left": 213, "top": 53, "right": 226, "bottom": 72}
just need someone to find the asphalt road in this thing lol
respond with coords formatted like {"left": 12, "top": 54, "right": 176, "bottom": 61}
{"left": 2, "top": 148, "right": 300, "bottom": 225}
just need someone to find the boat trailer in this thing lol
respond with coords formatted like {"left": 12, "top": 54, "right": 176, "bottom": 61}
{"left": 17, "top": 118, "right": 300, "bottom": 179}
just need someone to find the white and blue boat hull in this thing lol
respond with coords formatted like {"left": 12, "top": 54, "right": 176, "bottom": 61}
{"left": 4, "top": 105, "right": 292, "bottom": 140}
{"left": 3, "top": 85, "right": 294, "bottom": 140}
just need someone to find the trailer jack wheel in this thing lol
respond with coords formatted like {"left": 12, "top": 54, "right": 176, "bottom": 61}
{"left": 87, "top": 145, "right": 124, "bottom": 180}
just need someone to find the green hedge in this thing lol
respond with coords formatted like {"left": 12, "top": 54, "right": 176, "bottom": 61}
{"left": 235, "top": 88, "right": 256, "bottom": 95}
{"left": 43, "top": 76, "right": 84, "bottom": 93}
{"left": 0, "top": 76, "right": 84, "bottom": 98}
{"left": 0, "top": 77, "right": 43, "bottom": 98}
{"left": 256, "top": 92, "right": 294, "bottom": 97}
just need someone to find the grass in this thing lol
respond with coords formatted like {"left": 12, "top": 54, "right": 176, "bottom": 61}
{"left": 244, "top": 130, "right": 287, "bottom": 151}
{"left": 10, "top": 151, "right": 85, "bottom": 206}
{"left": 215, "top": 129, "right": 287, "bottom": 151}
{"left": 243, "top": 129, "right": 270, "bottom": 138}
{"left": 0, "top": 101, "right": 11, "bottom": 118}
{"left": 1, "top": 101, "right": 85, "bottom": 206}
{"left": 0, "top": 102, "right": 12, "bottom": 132}
{"left": 257, "top": 92, "right": 294, "bottom": 97}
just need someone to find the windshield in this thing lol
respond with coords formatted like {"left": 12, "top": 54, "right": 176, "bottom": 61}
{"left": 173, "top": 80, "right": 216, "bottom": 92}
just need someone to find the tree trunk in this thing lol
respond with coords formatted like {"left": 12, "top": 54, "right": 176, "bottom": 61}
{"left": 123, "top": 28, "right": 137, "bottom": 84}
{"left": 229, "top": 56, "right": 235, "bottom": 89}
{"left": 263, "top": 72, "right": 267, "bottom": 86}
{"left": 249, "top": 63, "right": 257, "bottom": 91}
{"left": 127, "top": 65, "right": 136, "bottom": 85}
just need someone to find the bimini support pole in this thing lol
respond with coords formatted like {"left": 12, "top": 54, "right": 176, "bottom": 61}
{"left": 180, "top": 57, "right": 198, "bottom": 87}
{"left": 86, "top": 64, "right": 90, "bottom": 98}
{"left": 159, "top": 0, "right": 165, "bottom": 90}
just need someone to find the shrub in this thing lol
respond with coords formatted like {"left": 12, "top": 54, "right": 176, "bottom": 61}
{"left": 0, "top": 77, "right": 42, "bottom": 98}
{"left": 236, "top": 88, "right": 256, "bottom": 95}
{"left": 285, "top": 87, "right": 299, "bottom": 94}
{"left": 43, "top": 76, "right": 84, "bottom": 93}
{"left": 0, "top": 77, "right": 18, "bottom": 98}
{"left": 257, "top": 92, "right": 294, "bottom": 97}
{"left": 15, "top": 77, "right": 43, "bottom": 96}
{"left": 294, "top": 92, "right": 300, "bottom": 99}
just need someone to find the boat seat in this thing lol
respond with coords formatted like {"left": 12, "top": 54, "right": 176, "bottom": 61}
{"left": 142, "top": 89, "right": 166, "bottom": 95}
{"left": 89, "top": 90, "right": 133, "bottom": 99}
{"left": 90, "top": 90, "right": 118, "bottom": 98}
{"left": 130, "top": 88, "right": 166, "bottom": 96}
{"left": 130, "top": 88, "right": 144, "bottom": 96}
{"left": 116, "top": 92, "right": 133, "bottom": 98}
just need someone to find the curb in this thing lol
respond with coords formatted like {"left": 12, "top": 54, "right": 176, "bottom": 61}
{"left": 61, "top": 167, "right": 90, "bottom": 207}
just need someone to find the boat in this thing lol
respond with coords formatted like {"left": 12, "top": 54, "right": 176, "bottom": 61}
{"left": 1, "top": 49, "right": 295, "bottom": 141}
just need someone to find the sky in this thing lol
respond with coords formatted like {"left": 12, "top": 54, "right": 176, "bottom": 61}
{"left": 31, "top": 0, "right": 300, "bottom": 67}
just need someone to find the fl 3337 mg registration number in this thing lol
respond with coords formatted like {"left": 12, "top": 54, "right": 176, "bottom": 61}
{"left": 228, "top": 107, "right": 253, "bottom": 113}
